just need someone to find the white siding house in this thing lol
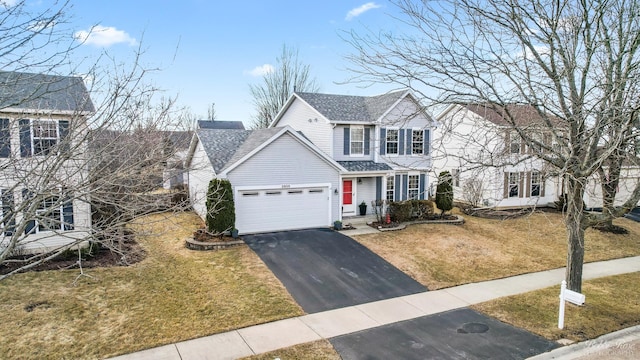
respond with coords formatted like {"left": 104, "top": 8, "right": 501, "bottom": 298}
{"left": 0, "top": 71, "right": 94, "bottom": 254}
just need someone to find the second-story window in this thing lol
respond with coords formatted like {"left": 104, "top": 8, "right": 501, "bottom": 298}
{"left": 412, "top": 130, "right": 424, "bottom": 155}
{"left": 510, "top": 132, "right": 521, "bottom": 154}
{"left": 350, "top": 126, "right": 364, "bottom": 155}
{"left": 386, "top": 129, "right": 398, "bottom": 155}
{"left": 33, "top": 120, "right": 58, "bottom": 156}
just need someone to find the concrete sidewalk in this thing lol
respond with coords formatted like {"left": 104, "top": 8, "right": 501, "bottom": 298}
{"left": 109, "top": 256, "right": 640, "bottom": 360}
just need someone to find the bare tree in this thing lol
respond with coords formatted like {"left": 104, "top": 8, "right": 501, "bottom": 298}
{"left": 249, "top": 44, "right": 320, "bottom": 129}
{"left": 206, "top": 102, "right": 217, "bottom": 120}
{"left": 345, "top": 0, "right": 640, "bottom": 292}
{"left": 0, "top": 1, "right": 192, "bottom": 279}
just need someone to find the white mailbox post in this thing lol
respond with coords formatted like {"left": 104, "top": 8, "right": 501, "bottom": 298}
{"left": 558, "top": 280, "right": 586, "bottom": 329}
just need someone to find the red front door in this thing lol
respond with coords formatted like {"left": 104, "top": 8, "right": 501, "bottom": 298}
{"left": 342, "top": 179, "right": 355, "bottom": 213}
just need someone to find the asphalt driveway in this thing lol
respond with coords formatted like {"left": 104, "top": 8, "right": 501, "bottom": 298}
{"left": 243, "top": 228, "right": 427, "bottom": 313}
{"left": 331, "top": 308, "right": 559, "bottom": 360}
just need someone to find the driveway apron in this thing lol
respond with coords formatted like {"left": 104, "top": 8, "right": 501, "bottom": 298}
{"left": 330, "top": 308, "right": 560, "bottom": 360}
{"left": 243, "top": 228, "right": 427, "bottom": 313}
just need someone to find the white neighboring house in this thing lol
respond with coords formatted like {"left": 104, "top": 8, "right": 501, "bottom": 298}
{"left": 433, "top": 103, "right": 561, "bottom": 208}
{"left": 0, "top": 71, "right": 94, "bottom": 254}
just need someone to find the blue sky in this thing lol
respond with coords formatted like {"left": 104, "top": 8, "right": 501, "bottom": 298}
{"left": 48, "top": 1, "right": 406, "bottom": 125}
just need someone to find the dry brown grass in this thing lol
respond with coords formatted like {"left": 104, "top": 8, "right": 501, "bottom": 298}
{"left": 355, "top": 209, "right": 640, "bottom": 289}
{"left": 240, "top": 340, "right": 341, "bottom": 360}
{"left": 0, "top": 212, "right": 302, "bottom": 360}
{"left": 474, "top": 272, "right": 640, "bottom": 342}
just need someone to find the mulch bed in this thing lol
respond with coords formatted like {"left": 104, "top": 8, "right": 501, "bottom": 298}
{"left": 0, "top": 231, "right": 146, "bottom": 275}
{"left": 193, "top": 228, "right": 239, "bottom": 243}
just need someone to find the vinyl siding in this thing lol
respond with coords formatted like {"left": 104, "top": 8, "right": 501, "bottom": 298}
{"left": 227, "top": 133, "right": 341, "bottom": 222}
{"left": 333, "top": 125, "right": 375, "bottom": 161}
{"left": 274, "top": 97, "right": 333, "bottom": 155}
{"left": 378, "top": 98, "right": 432, "bottom": 170}
{"left": 187, "top": 139, "right": 216, "bottom": 219}
{"left": 355, "top": 177, "right": 376, "bottom": 214}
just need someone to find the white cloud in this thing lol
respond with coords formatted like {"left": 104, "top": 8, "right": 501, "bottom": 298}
{"left": 74, "top": 25, "right": 136, "bottom": 47}
{"left": 245, "top": 64, "right": 274, "bottom": 77}
{"left": 0, "top": 0, "right": 17, "bottom": 8}
{"left": 346, "top": 2, "right": 381, "bottom": 21}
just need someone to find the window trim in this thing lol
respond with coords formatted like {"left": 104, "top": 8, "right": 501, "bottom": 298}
{"left": 407, "top": 173, "right": 420, "bottom": 200}
{"left": 385, "top": 128, "right": 399, "bottom": 156}
{"left": 349, "top": 126, "right": 364, "bottom": 156}
{"left": 508, "top": 172, "right": 520, "bottom": 198}
{"left": 411, "top": 129, "right": 424, "bottom": 155}
{"left": 31, "top": 119, "right": 60, "bottom": 156}
{"left": 386, "top": 175, "right": 395, "bottom": 202}
{"left": 451, "top": 168, "right": 461, "bottom": 187}
{"left": 531, "top": 171, "right": 541, "bottom": 197}
{"left": 509, "top": 131, "right": 521, "bottom": 154}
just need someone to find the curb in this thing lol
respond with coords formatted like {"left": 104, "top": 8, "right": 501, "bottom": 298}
{"left": 527, "top": 325, "right": 640, "bottom": 359}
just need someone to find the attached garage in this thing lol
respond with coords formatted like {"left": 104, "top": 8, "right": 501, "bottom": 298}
{"left": 235, "top": 184, "right": 331, "bottom": 234}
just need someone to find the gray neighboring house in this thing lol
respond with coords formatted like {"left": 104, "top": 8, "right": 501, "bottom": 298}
{"left": 0, "top": 71, "right": 95, "bottom": 254}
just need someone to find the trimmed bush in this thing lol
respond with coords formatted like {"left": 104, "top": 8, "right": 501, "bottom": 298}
{"left": 205, "top": 179, "right": 235, "bottom": 233}
{"left": 411, "top": 199, "right": 435, "bottom": 219}
{"left": 436, "top": 171, "right": 454, "bottom": 216}
{"left": 389, "top": 201, "right": 413, "bottom": 222}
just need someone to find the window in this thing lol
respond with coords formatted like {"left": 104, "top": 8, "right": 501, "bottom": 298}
{"left": 412, "top": 130, "right": 424, "bottom": 155}
{"left": 386, "top": 175, "right": 395, "bottom": 201}
{"left": 36, "top": 195, "right": 62, "bottom": 232}
{"left": 408, "top": 175, "right": 420, "bottom": 199}
{"left": 531, "top": 172, "right": 541, "bottom": 197}
{"left": 508, "top": 172, "right": 519, "bottom": 198}
{"left": 529, "top": 133, "right": 543, "bottom": 154}
{"left": 386, "top": 129, "right": 398, "bottom": 155}
{"left": 510, "top": 132, "right": 521, "bottom": 154}
{"left": 33, "top": 120, "right": 59, "bottom": 156}
{"left": 451, "top": 168, "right": 460, "bottom": 187}
{"left": 350, "top": 126, "right": 364, "bottom": 155}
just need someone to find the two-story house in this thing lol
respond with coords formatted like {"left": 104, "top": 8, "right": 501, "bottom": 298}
{"left": 185, "top": 90, "right": 434, "bottom": 234}
{"left": 271, "top": 90, "right": 433, "bottom": 216}
{"left": 433, "top": 103, "right": 561, "bottom": 208}
{"left": 0, "top": 71, "right": 94, "bottom": 254}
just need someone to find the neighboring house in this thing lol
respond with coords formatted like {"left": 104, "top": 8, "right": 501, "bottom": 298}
{"left": 162, "top": 130, "right": 192, "bottom": 189}
{"left": 433, "top": 103, "right": 562, "bottom": 208}
{"left": 185, "top": 90, "right": 434, "bottom": 234}
{"left": 271, "top": 90, "right": 434, "bottom": 217}
{"left": 197, "top": 120, "right": 245, "bottom": 130}
{"left": 0, "top": 71, "right": 94, "bottom": 254}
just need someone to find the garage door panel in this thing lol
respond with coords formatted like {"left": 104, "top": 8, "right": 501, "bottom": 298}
{"left": 236, "top": 186, "right": 330, "bottom": 234}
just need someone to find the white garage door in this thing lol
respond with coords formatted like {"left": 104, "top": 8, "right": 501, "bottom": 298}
{"left": 235, "top": 185, "right": 331, "bottom": 234}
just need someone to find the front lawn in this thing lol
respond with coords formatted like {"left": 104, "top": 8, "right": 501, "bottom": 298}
{"left": 0, "top": 212, "right": 302, "bottom": 360}
{"left": 474, "top": 272, "right": 640, "bottom": 342}
{"left": 355, "top": 209, "right": 640, "bottom": 289}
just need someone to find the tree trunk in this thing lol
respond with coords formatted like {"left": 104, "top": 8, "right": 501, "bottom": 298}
{"left": 600, "top": 159, "right": 622, "bottom": 228}
{"left": 565, "top": 177, "right": 587, "bottom": 293}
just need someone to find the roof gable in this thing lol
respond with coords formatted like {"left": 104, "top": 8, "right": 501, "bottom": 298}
{"left": 196, "top": 126, "right": 344, "bottom": 175}
{"left": 0, "top": 71, "right": 94, "bottom": 113}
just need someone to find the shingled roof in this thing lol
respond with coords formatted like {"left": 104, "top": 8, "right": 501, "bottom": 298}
{"left": 197, "top": 127, "right": 291, "bottom": 173}
{"left": 465, "top": 103, "right": 563, "bottom": 127}
{"left": 0, "top": 71, "right": 94, "bottom": 113}
{"left": 198, "top": 120, "right": 245, "bottom": 130}
{"left": 337, "top": 161, "right": 392, "bottom": 172}
{"left": 296, "top": 91, "right": 407, "bottom": 123}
